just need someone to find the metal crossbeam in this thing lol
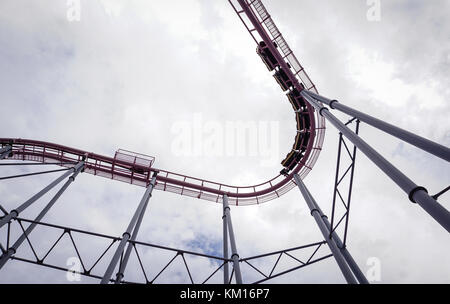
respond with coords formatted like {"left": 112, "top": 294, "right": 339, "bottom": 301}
{"left": 330, "top": 120, "right": 360, "bottom": 245}
{"left": 294, "top": 174, "right": 358, "bottom": 284}
{"left": 0, "top": 162, "right": 85, "bottom": 229}
{"left": 0, "top": 216, "right": 231, "bottom": 284}
{"left": 0, "top": 212, "right": 344, "bottom": 284}
{"left": 0, "top": 168, "right": 71, "bottom": 181}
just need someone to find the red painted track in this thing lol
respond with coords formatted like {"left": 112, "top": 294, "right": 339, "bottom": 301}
{"left": 0, "top": 0, "right": 325, "bottom": 206}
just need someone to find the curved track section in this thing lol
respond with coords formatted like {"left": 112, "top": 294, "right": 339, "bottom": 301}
{"left": 0, "top": 0, "right": 325, "bottom": 206}
{"left": 0, "top": 137, "right": 315, "bottom": 206}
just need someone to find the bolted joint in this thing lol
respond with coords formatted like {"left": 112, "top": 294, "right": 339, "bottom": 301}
{"left": 310, "top": 208, "right": 320, "bottom": 216}
{"left": 147, "top": 175, "right": 158, "bottom": 188}
{"left": 3, "top": 247, "right": 16, "bottom": 257}
{"left": 10, "top": 210, "right": 19, "bottom": 219}
{"left": 329, "top": 99, "right": 339, "bottom": 109}
{"left": 82, "top": 153, "right": 90, "bottom": 161}
{"left": 71, "top": 162, "right": 85, "bottom": 175}
{"left": 122, "top": 232, "right": 131, "bottom": 239}
{"left": 318, "top": 106, "right": 329, "bottom": 117}
{"left": 408, "top": 186, "right": 428, "bottom": 204}
{"left": 334, "top": 242, "right": 346, "bottom": 250}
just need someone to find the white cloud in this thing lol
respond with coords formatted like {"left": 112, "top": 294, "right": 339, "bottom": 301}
{"left": 0, "top": 0, "right": 449, "bottom": 284}
{"left": 98, "top": 0, "right": 123, "bottom": 17}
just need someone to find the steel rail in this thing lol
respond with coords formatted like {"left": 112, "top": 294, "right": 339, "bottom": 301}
{"left": 0, "top": 138, "right": 315, "bottom": 206}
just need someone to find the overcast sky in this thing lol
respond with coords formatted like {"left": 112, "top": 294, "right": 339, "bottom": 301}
{"left": 0, "top": 0, "right": 449, "bottom": 284}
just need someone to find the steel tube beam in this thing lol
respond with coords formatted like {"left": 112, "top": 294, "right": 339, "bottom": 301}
{"left": 0, "top": 168, "right": 71, "bottom": 181}
{"left": 0, "top": 162, "right": 85, "bottom": 229}
{"left": 223, "top": 195, "right": 243, "bottom": 284}
{"left": 330, "top": 133, "right": 344, "bottom": 237}
{"left": 293, "top": 174, "right": 358, "bottom": 284}
{"left": 301, "top": 91, "right": 450, "bottom": 233}
{"left": 0, "top": 146, "right": 11, "bottom": 160}
{"left": 0, "top": 162, "right": 84, "bottom": 269}
{"left": 343, "top": 120, "right": 360, "bottom": 246}
{"left": 301, "top": 183, "right": 369, "bottom": 284}
{"left": 304, "top": 90, "right": 450, "bottom": 162}
{"left": 101, "top": 174, "right": 158, "bottom": 284}
{"left": 223, "top": 205, "right": 229, "bottom": 284}
{"left": 114, "top": 174, "right": 157, "bottom": 284}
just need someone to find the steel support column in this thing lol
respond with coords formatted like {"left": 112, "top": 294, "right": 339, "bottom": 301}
{"left": 301, "top": 91, "right": 450, "bottom": 233}
{"left": 101, "top": 173, "right": 158, "bottom": 284}
{"left": 0, "top": 146, "right": 12, "bottom": 160}
{"left": 0, "top": 162, "right": 84, "bottom": 269}
{"left": 114, "top": 174, "right": 158, "bottom": 284}
{"left": 223, "top": 194, "right": 243, "bottom": 284}
{"left": 301, "top": 181, "right": 369, "bottom": 284}
{"left": 223, "top": 204, "right": 229, "bottom": 284}
{"left": 304, "top": 90, "right": 450, "bottom": 163}
{"left": 293, "top": 174, "right": 358, "bottom": 284}
{"left": 0, "top": 162, "right": 85, "bottom": 229}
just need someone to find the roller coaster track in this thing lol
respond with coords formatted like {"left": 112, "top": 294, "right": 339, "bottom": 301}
{"left": 0, "top": 0, "right": 325, "bottom": 206}
{"left": 1, "top": 1, "right": 449, "bottom": 285}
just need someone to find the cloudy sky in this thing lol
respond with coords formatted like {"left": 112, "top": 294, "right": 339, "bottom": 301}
{"left": 0, "top": 0, "right": 449, "bottom": 283}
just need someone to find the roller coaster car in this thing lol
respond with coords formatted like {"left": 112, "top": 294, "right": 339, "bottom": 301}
{"left": 303, "top": 113, "right": 311, "bottom": 130}
{"left": 256, "top": 41, "right": 278, "bottom": 71}
{"left": 290, "top": 87, "right": 301, "bottom": 97}
{"left": 288, "top": 91, "right": 301, "bottom": 111}
{"left": 293, "top": 132, "right": 303, "bottom": 151}
{"left": 281, "top": 150, "right": 301, "bottom": 171}
{"left": 273, "top": 68, "right": 293, "bottom": 91}
{"left": 281, "top": 150, "right": 295, "bottom": 168}
{"left": 291, "top": 83, "right": 305, "bottom": 92}
{"left": 296, "top": 112, "right": 303, "bottom": 130}
{"left": 294, "top": 151, "right": 304, "bottom": 167}
{"left": 298, "top": 97, "right": 307, "bottom": 109}
{"left": 300, "top": 131, "right": 311, "bottom": 153}
{"left": 280, "top": 168, "right": 289, "bottom": 177}
{"left": 287, "top": 86, "right": 307, "bottom": 111}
